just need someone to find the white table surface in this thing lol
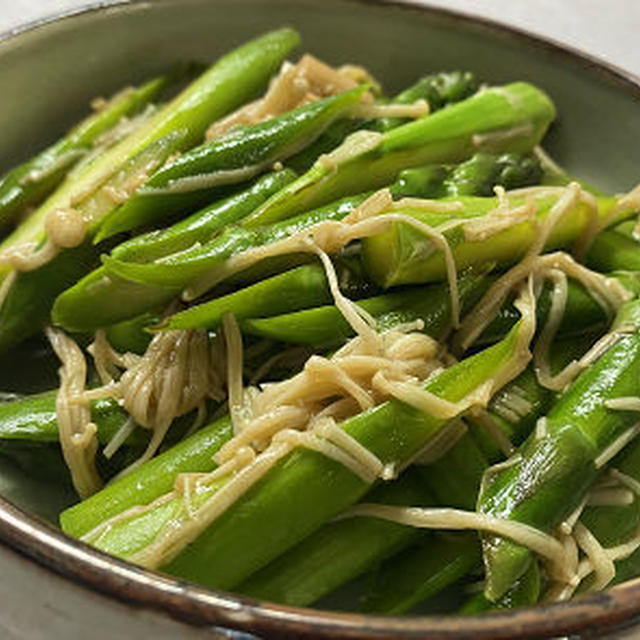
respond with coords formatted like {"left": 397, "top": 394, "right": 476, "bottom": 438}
{"left": 3, "top": 0, "right": 640, "bottom": 77}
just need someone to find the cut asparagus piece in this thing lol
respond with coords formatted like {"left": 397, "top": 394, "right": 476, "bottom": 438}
{"left": 364, "top": 533, "right": 482, "bottom": 615}
{"left": 56, "top": 154, "right": 522, "bottom": 332}
{"left": 237, "top": 470, "right": 431, "bottom": 607}
{"left": 478, "top": 300, "right": 640, "bottom": 601}
{"left": 73, "top": 321, "right": 529, "bottom": 590}
{"left": 362, "top": 189, "right": 636, "bottom": 288}
{"left": 96, "top": 85, "right": 368, "bottom": 239}
{"left": 0, "top": 28, "right": 300, "bottom": 352}
{"left": 0, "top": 74, "right": 169, "bottom": 229}
{"left": 287, "top": 70, "right": 479, "bottom": 173}
{"left": 60, "top": 416, "right": 233, "bottom": 537}
{"left": 242, "top": 82, "right": 555, "bottom": 227}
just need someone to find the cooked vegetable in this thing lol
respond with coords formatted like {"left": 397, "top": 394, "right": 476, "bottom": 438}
{"left": 1, "top": 30, "right": 640, "bottom": 620}
{"left": 0, "top": 73, "right": 169, "bottom": 230}
{"left": 68, "top": 321, "right": 531, "bottom": 589}
{"left": 51, "top": 169, "right": 297, "bottom": 332}
{"left": 287, "top": 70, "right": 479, "bottom": 172}
{"left": 479, "top": 300, "right": 640, "bottom": 600}
{"left": 96, "top": 85, "right": 369, "bottom": 239}
{"left": 242, "top": 82, "right": 555, "bottom": 226}
{"left": 0, "top": 28, "right": 300, "bottom": 352}
{"left": 55, "top": 154, "right": 523, "bottom": 331}
{"left": 60, "top": 416, "right": 233, "bottom": 537}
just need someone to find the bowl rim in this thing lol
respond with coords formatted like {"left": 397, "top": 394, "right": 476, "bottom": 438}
{"left": 2, "top": 1, "right": 640, "bottom": 638}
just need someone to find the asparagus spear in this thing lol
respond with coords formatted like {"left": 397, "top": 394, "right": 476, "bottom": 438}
{"left": 459, "top": 562, "right": 540, "bottom": 614}
{"left": 588, "top": 229, "right": 640, "bottom": 273}
{"left": 237, "top": 470, "right": 433, "bottom": 607}
{"left": 478, "top": 299, "right": 640, "bottom": 601}
{"left": 51, "top": 169, "right": 297, "bottom": 333}
{"left": 363, "top": 533, "right": 482, "bottom": 614}
{"left": 111, "top": 168, "right": 296, "bottom": 264}
{"left": 60, "top": 415, "right": 233, "bottom": 537}
{"left": 475, "top": 271, "right": 640, "bottom": 346}
{"left": 96, "top": 85, "right": 369, "bottom": 239}
{"left": 156, "top": 264, "right": 334, "bottom": 331}
{"left": 392, "top": 152, "right": 542, "bottom": 199}
{"left": 0, "top": 240, "right": 103, "bottom": 352}
{"left": 602, "top": 435, "right": 640, "bottom": 586}
{"left": 580, "top": 436, "right": 640, "bottom": 558}
{"left": 231, "top": 334, "right": 588, "bottom": 611}
{"left": 0, "top": 391, "right": 127, "bottom": 445}
{"left": 238, "top": 343, "right": 559, "bottom": 609}
{"left": 375, "top": 71, "right": 478, "bottom": 131}
{"left": 241, "top": 82, "right": 555, "bottom": 227}
{"left": 235, "top": 429, "right": 484, "bottom": 608}
{"left": 362, "top": 190, "right": 637, "bottom": 288}
{"left": 96, "top": 154, "right": 547, "bottom": 293}
{"left": 2, "top": 28, "right": 299, "bottom": 258}
{"left": 240, "top": 272, "right": 626, "bottom": 349}
{"left": 240, "top": 282, "right": 478, "bottom": 346}
{"left": 286, "top": 71, "right": 479, "bottom": 173}
{"left": 347, "top": 338, "right": 590, "bottom": 615}
{"left": 103, "top": 311, "right": 160, "bottom": 355}
{"left": 0, "top": 28, "right": 300, "bottom": 352}
{"left": 54, "top": 154, "right": 519, "bottom": 332}
{"left": 0, "top": 74, "right": 169, "bottom": 229}
{"left": 101, "top": 186, "right": 631, "bottom": 301}
{"left": 535, "top": 153, "right": 640, "bottom": 282}
{"left": 71, "top": 321, "right": 529, "bottom": 590}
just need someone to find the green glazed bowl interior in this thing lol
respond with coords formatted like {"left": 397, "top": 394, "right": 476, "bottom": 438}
{"left": 1, "top": 1, "right": 640, "bottom": 638}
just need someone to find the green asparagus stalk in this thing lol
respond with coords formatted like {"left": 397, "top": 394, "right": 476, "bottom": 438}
{"left": 375, "top": 71, "right": 479, "bottom": 132}
{"left": 241, "top": 83, "right": 555, "bottom": 227}
{"left": 0, "top": 74, "right": 169, "bottom": 229}
{"left": 0, "top": 391, "right": 127, "bottom": 445}
{"left": 156, "top": 264, "right": 333, "bottom": 331}
{"left": 50, "top": 169, "right": 296, "bottom": 333}
{"left": 111, "top": 168, "right": 297, "bottom": 264}
{"left": 352, "top": 338, "right": 589, "bottom": 615}
{"left": 236, "top": 351, "right": 555, "bottom": 610}
{"left": 588, "top": 229, "right": 640, "bottom": 273}
{"left": 0, "top": 28, "right": 300, "bottom": 352}
{"left": 0, "top": 241, "right": 103, "bottom": 351}
{"left": 459, "top": 562, "right": 540, "bottom": 614}
{"left": 478, "top": 299, "right": 640, "bottom": 601}
{"left": 581, "top": 436, "right": 640, "bottom": 553}
{"left": 72, "top": 321, "right": 529, "bottom": 590}
{"left": 98, "top": 164, "right": 555, "bottom": 295}
{"left": 2, "top": 28, "right": 299, "bottom": 257}
{"left": 0, "top": 392, "right": 134, "bottom": 484}
{"left": 363, "top": 533, "right": 482, "bottom": 614}
{"left": 60, "top": 415, "right": 233, "bottom": 537}
{"left": 237, "top": 470, "right": 433, "bottom": 607}
{"left": 603, "top": 436, "right": 640, "bottom": 586}
{"left": 362, "top": 190, "right": 637, "bottom": 288}
{"left": 391, "top": 153, "right": 542, "bottom": 200}
{"left": 241, "top": 271, "right": 627, "bottom": 349}
{"left": 54, "top": 155, "right": 513, "bottom": 332}
{"left": 96, "top": 85, "right": 368, "bottom": 239}
{"left": 240, "top": 269, "right": 487, "bottom": 346}
{"left": 475, "top": 272, "right": 640, "bottom": 346}
{"left": 286, "top": 71, "right": 479, "bottom": 173}
{"left": 535, "top": 152, "right": 640, "bottom": 280}
{"left": 103, "top": 311, "right": 160, "bottom": 354}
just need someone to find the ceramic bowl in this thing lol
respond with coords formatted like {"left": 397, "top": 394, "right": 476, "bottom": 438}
{"left": 1, "top": 1, "right": 640, "bottom": 638}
